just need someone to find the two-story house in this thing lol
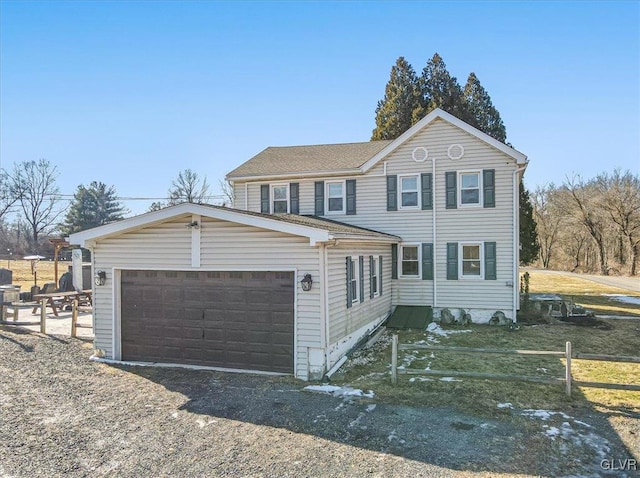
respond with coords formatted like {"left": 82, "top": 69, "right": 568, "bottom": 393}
{"left": 69, "top": 108, "right": 527, "bottom": 380}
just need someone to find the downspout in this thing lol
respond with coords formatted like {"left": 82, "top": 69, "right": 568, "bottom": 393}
{"left": 512, "top": 164, "right": 527, "bottom": 322}
{"left": 432, "top": 157, "right": 437, "bottom": 308}
{"left": 323, "top": 239, "right": 338, "bottom": 374}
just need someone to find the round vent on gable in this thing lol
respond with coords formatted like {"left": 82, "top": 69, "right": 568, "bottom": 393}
{"left": 412, "top": 147, "right": 429, "bottom": 162}
{"left": 447, "top": 143, "right": 464, "bottom": 160}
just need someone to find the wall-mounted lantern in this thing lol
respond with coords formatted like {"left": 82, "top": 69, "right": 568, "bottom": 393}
{"left": 301, "top": 273, "right": 313, "bottom": 291}
{"left": 95, "top": 270, "right": 107, "bottom": 286}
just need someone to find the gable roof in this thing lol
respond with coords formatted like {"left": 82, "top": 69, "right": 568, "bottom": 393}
{"left": 226, "top": 141, "right": 392, "bottom": 180}
{"left": 68, "top": 203, "right": 399, "bottom": 247}
{"left": 226, "top": 108, "right": 527, "bottom": 181}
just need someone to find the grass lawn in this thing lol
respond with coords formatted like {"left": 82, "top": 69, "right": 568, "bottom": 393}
{"left": 523, "top": 270, "right": 640, "bottom": 317}
{"left": 4, "top": 259, "right": 60, "bottom": 290}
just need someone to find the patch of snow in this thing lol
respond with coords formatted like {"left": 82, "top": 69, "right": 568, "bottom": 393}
{"left": 536, "top": 367, "right": 549, "bottom": 374}
{"left": 544, "top": 426, "right": 561, "bottom": 438}
{"left": 196, "top": 418, "right": 216, "bottom": 428}
{"left": 573, "top": 420, "right": 592, "bottom": 428}
{"left": 430, "top": 352, "right": 435, "bottom": 358}
{"left": 426, "top": 322, "right": 472, "bottom": 337}
{"left": 408, "top": 377, "right": 433, "bottom": 382}
{"left": 171, "top": 412, "right": 178, "bottom": 419}
{"left": 366, "top": 404, "right": 376, "bottom": 413}
{"left": 521, "top": 409, "right": 571, "bottom": 421}
{"left": 440, "top": 377, "right": 462, "bottom": 382}
{"left": 497, "top": 402, "right": 513, "bottom": 409}
{"left": 602, "top": 294, "right": 640, "bottom": 305}
{"left": 304, "top": 385, "right": 374, "bottom": 399}
{"left": 349, "top": 412, "right": 366, "bottom": 428}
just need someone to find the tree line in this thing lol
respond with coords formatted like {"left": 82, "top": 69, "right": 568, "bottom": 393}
{"left": 532, "top": 170, "right": 640, "bottom": 276}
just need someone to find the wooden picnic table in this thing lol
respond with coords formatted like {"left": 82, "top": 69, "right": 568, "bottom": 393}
{"left": 32, "top": 290, "right": 92, "bottom": 317}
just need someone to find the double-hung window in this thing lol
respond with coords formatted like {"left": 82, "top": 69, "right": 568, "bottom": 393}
{"left": 372, "top": 256, "right": 379, "bottom": 297}
{"left": 326, "top": 181, "right": 345, "bottom": 214}
{"left": 400, "top": 244, "right": 420, "bottom": 277}
{"left": 459, "top": 172, "right": 481, "bottom": 206}
{"left": 271, "top": 184, "right": 289, "bottom": 213}
{"left": 399, "top": 175, "right": 419, "bottom": 209}
{"left": 350, "top": 256, "right": 359, "bottom": 304}
{"left": 460, "top": 243, "right": 483, "bottom": 278}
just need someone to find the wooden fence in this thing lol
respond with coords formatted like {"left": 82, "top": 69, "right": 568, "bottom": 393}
{"left": 0, "top": 298, "right": 89, "bottom": 338}
{"left": 391, "top": 335, "right": 640, "bottom": 396}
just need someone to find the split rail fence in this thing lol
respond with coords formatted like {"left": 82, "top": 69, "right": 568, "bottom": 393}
{"left": 391, "top": 335, "right": 640, "bottom": 396}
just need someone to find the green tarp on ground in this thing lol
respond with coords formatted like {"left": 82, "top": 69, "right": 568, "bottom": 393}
{"left": 386, "top": 306, "right": 433, "bottom": 329}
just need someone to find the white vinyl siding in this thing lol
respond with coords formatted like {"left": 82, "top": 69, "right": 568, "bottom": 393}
{"left": 91, "top": 215, "right": 321, "bottom": 380}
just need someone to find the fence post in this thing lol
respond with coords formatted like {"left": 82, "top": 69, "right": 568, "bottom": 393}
{"left": 565, "top": 341, "right": 572, "bottom": 397}
{"left": 391, "top": 334, "right": 398, "bottom": 385}
{"left": 71, "top": 299, "right": 79, "bottom": 338}
{"left": 40, "top": 298, "right": 47, "bottom": 334}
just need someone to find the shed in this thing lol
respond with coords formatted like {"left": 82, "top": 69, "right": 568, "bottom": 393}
{"left": 69, "top": 203, "right": 398, "bottom": 380}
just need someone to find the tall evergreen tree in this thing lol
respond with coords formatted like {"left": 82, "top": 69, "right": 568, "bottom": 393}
{"left": 519, "top": 181, "right": 540, "bottom": 265}
{"left": 413, "top": 53, "right": 466, "bottom": 123}
{"left": 462, "top": 72, "right": 507, "bottom": 143}
{"left": 61, "top": 181, "right": 127, "bottom": 234}
{"left": 371, "top": 57, "right": 422, "bottom": 140}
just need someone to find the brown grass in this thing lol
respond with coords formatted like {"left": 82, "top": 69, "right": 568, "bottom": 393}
{"left": 4, "top": 259, "right": 62, "bottom": 290}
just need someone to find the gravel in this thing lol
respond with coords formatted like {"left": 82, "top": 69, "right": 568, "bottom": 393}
{"left": 1, "top": 327, "right": 637, "bottom": 478}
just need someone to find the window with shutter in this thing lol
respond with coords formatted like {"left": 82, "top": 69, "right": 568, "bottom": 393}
{"left": 386, "top": 176, "right": 397, "bottom": 211}
{"left": 315, "top": 181, "right": 325, "bottom": 215}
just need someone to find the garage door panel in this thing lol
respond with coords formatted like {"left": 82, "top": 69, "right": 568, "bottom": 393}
{"left": 121, "top": 270, "right": 294, "bottom": 373}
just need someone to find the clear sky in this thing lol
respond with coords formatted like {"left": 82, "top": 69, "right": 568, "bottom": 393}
{"left": 1, "top": 0, "right": 638, "bottom": 215}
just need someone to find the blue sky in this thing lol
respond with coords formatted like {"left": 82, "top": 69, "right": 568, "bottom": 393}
{"left": 1, "top": 0, "right": 638, "bottom": 215}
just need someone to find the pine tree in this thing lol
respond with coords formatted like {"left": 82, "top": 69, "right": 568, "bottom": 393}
{"left": 519, "top": 181, "right": 540, "bottom": 265}
{"left": 61, "top": 181, "right": 127, "bottom": 234}
{"left": 371, "top": 57, "right": 422, "bottom": 140}
{"left": 462, "top": 72, "right": 507, "bottom": 143}
{"left": 413, "top": 53, "right": 466, "bottom": 123}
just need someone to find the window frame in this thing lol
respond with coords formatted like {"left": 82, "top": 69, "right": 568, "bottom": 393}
{"left": 399, "top": 244, "right": 421, "bottom": 278}
{"left": 458, "top": 170, "right": 482, "bottom": 207}
{"left": 398, "top": 174, "right": 420, "bottom": 210}
{"left": 372, "top": 256, "right": 380, "bottom": 297}
{"left": 325, "top": 180, "right": 346, "bottom": 215}
{"left": 459, "top": 242, "right": 484, "bottom": 279}
{"left": 270, "top": 183, "right": 290, "bottom": 214}
{"left": 350, "top": 255, "right": 360, "bottom": 304}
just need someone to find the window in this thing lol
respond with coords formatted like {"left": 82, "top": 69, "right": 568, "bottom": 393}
{"left": 400, "top": 245, "right": 420, "bottom": 277}
{"left": 350, "top": 256, "right": 359, "bottom": 304}
{"left": 372, "top": 256, "right": 379, "bottom": 297}
{"left": 271, "top": 184, "right": 289, "bottom": 213}
{"left": 326, "top": 181, "right": 345, "bottom": 214}
{"left": 459, "top": 172, "right": 481, "bottom": 206}
{"left": 399, "top": 175, "right": 419, "bottom": 208}
{"left": 460, "top": 243, "right": 483, "bottom": 278}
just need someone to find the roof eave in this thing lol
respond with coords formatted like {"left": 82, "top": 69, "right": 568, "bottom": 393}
{"left": 226, "top": 168, "right": 363, "bottom": 182}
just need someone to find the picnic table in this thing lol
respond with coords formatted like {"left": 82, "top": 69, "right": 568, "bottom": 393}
{"left": 32, "top": 290, "right": 92, "bottom": 317}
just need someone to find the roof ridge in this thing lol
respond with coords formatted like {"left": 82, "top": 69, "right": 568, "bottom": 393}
{"left": 265, "top": 139, "right": 392, "bottom": 149}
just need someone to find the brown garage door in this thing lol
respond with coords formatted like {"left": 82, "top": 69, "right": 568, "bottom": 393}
{"left": 120, "top": 270, "right": 294, "bottom": 373}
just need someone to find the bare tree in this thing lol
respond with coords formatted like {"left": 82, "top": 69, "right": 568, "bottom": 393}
{"left": 167, "top": 169, "right": 210, "bottom": 205}
{"left": 0, "top": 169, "right": 19, "bottom": 221}
{"left": 564, "top": 175, "right": 610, "bottom": 275}
{"left": 10, "top": 159, "right": 64, "bottom": 253}
{"left": 532, "top": 184, "right": 565, "bottom": 268}
{"left": 595, "top": 170, "right": 640, "bottom": 275}
{"left": 218, "top": 179, "right": 235, "bottom": 207}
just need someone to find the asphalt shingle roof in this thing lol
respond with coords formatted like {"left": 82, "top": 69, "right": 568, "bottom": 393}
{"left": 226, "top": 141, "right": 393, "bottom": 179}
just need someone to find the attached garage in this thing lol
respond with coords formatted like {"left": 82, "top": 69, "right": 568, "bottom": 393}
{"left": 68, "top": 203, "right": 397, "bottom": 380}
{"left": 120, "top": 270, "right": 294, "bottom": 373}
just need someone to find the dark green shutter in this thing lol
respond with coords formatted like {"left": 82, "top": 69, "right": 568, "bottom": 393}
{"left": 485, "top": 242, "right": 497, "bottom": 280}
{"left": 391, "top": 244, "right": 398, "bottom": 279}
{"left": 359, "top": 256, "right": 364, "bottom": 302}
{"left": 369, "top": 256, "right": 374, "bottom": 299}
{"left": 346, "top": 256, "right": 352, "bottom": 308}
{"left": 422, "top": 243, "right": 434, "bottom": 280}
{"left": 290, "top": 183, "right": 299, "bottom": 214}
{"left": 346, "top": 179, "right": 356, "bottom": 215}
{"left": 260, "top": 185, "right": 270, "bottom": 213}
{"left": 446, "top": 242, "right": 458, "bottom": 280}
{"left": 483, "top": 169, "right": 495, "bottom": 208}
{"left": 386, "top": 176, "right": 397, "bottom": 211}
{"left": 314, "top": 181, "right": 324, "bottom": 215}
{"left": 445, "top": 172, "right": 457, "bottom": 209}
{"left": 379, "top": 256, "right": 383, "bottom": 295}
{"left": 421, "top": 173, "right": 433, "bottom": 210}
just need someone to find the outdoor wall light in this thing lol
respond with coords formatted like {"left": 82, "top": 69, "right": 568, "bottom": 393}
{"left": 95, "top": 270, "right": 107, "bottom": 286}
{"left": 186, "top": 221, "right": 200, "bottom": 229}
{"left": 301, "top": 273, "right": 313, "bottom": 291}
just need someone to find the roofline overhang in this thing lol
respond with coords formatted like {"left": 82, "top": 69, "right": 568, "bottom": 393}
{"left": 226, "top": 168, "right": 362, "bottom": 183}
{"left": 360, "top": 108, "right": 527, "bottom": 172}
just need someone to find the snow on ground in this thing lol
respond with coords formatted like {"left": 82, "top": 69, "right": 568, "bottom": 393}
{"left": 602, "top": 294, "right": 640, "bottom": 305}
{"left": 303, "top": 385, "right": 375, "bottom": 398}
{"left": 496, "top": 402, "right": 513, "bottom": 409}
{"left": 426, "top": 322, "right": 473, "bottom": 336}
{"left": 408, "top": 377, "right": 433, "bottom": 383}
{"left": 439, "top": 377, "right": 462, "bottom": 382}
{"left": 520, "top": 409, "right": 611, "bottom": 462}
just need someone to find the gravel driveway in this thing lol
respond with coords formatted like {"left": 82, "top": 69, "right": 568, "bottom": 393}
{"left": 1, "top": 327, "right": 637, "bottom": 477}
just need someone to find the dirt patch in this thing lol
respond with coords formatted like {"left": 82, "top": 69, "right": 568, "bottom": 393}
{"left": 1, "top": 326, "right": 638, "bottom": 477}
